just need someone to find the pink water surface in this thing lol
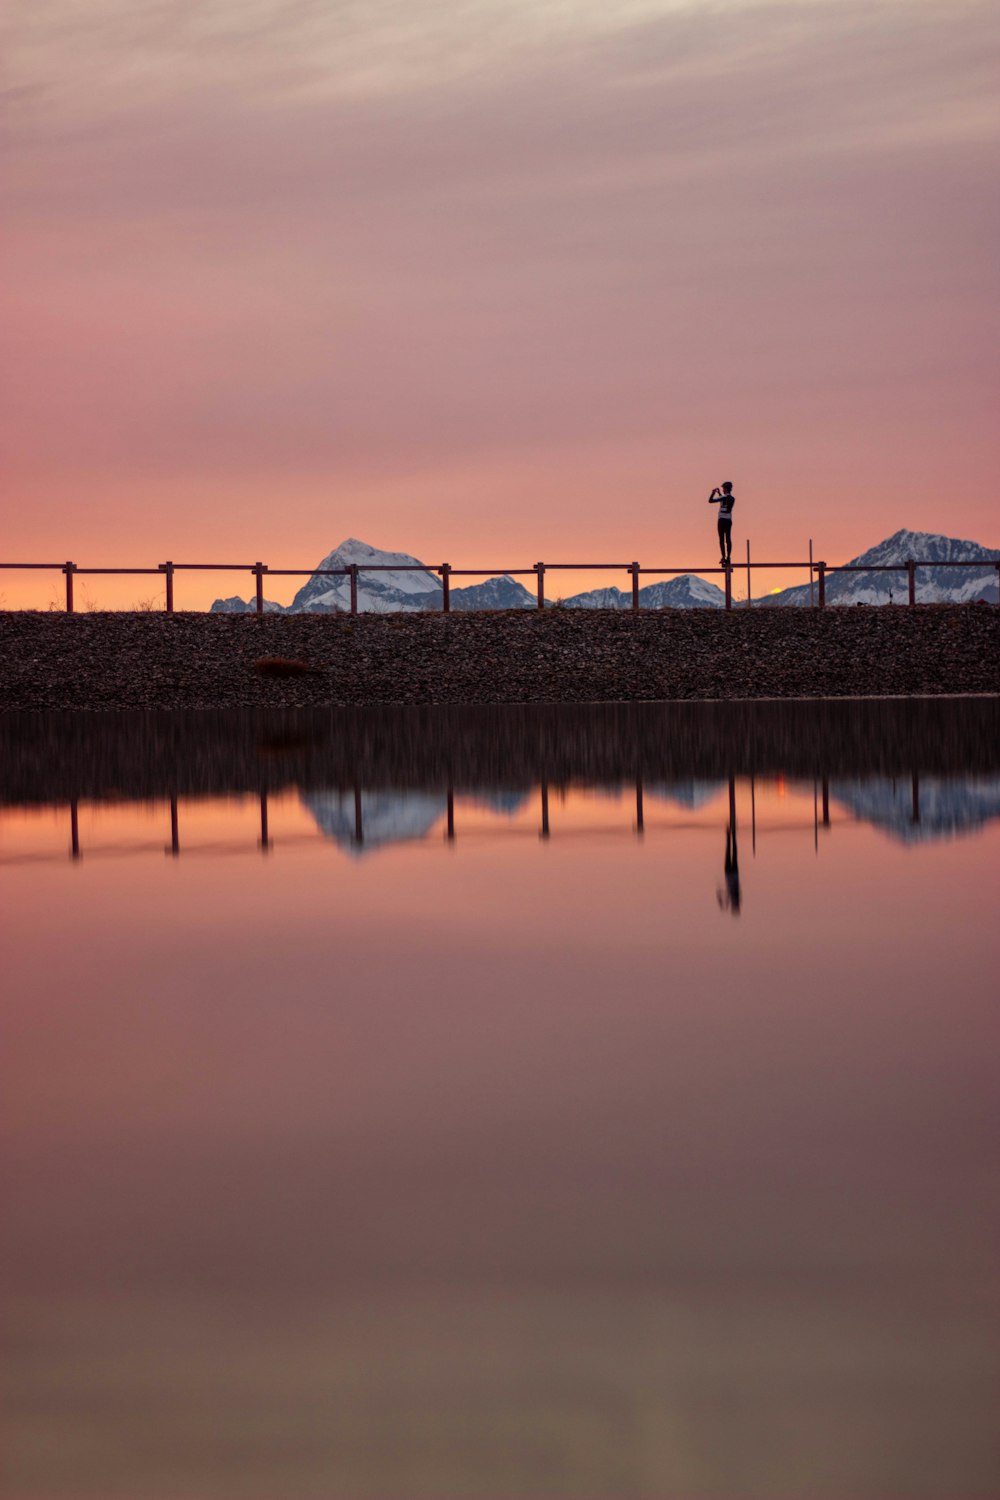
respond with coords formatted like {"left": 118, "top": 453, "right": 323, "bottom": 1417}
{"left": 2, "top": 780, "right": 998, "bottom": 1498}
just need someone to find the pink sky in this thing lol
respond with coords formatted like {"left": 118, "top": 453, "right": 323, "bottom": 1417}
{"left": 3, "top": 0, "right": 999, "bottom": 608}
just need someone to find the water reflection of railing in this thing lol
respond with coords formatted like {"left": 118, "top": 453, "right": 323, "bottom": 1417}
{"left": 1, "top": 774, "right": 947, "bottom": 867}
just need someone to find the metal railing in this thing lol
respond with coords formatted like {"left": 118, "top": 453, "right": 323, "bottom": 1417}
{"left": 1, "top": 549, "right": 997, "bottom": 613}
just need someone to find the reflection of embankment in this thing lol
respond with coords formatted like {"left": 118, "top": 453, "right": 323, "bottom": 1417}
{"left": 2, "top": 698, "right": 998, "bottom": 807}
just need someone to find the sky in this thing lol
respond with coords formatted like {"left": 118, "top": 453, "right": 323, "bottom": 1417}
{"left": 3, "top": 0, "right": 999, "bottom": 607}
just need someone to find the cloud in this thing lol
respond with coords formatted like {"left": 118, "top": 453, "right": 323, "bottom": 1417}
{"left": 2, "top": 0, "right": 998, "bottom": 493}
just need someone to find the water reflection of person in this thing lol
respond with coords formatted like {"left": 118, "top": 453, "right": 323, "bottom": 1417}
{"left": 717, "top": 790, "right": 741, "bottom": 915}
{"left": 719, "top": 822, "right": 743, "bottom": 912}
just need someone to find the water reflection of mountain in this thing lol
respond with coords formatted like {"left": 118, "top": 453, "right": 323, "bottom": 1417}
{"left": 301, "top": 791, "right": 447, "bottom": 853}
{"left": 589, "top": 780, "right": 723, "bottom": 809}
{"left": 298, "top": 776, "right": 1000, "bottom": 857}
{"left": 464, "top": 790, "right": 532, "bottom": 816}
{"left": 646, "top": 780, "right": 723, "bottom": 810}
{"left": 301, "top": 787, "right": 533, "bottom": 852}
{"left": 828, "top": 777, "right": 1000, "bottom": 843}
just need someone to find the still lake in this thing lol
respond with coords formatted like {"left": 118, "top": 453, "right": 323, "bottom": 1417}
{"left": 2, "top": 701, "right": 998, "bottom": 1499}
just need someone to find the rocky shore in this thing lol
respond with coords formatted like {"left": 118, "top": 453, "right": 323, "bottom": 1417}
{"left": 1, "top": 606, "right": 999, "bottom": 712}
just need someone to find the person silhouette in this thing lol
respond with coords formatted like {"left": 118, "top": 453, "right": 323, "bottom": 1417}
{"left": 709, "top": 481, "right": 735, "bottom": 567}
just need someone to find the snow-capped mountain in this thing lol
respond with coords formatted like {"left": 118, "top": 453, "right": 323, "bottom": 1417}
{"left": 450, "top": 576, "right": 535, "bottom": 610}
{"left": 210, "top": 530, "right": 996, "bottom": 614}
{"left": 640, "top": 576, "right": 726, "bottom": 609}
{"left": 560, "top": 576, "right": 725, "bottom": 609}
{"left": 211, "top": 542, "right": 538, "bottom": 614}
{"left": 210, "top": 594, "right": 286, "bottom": 614}
{"left": 209, "top": 539, "right": 728, "bottom": 614}
{"left": 291, "top": 539, "right": 441, "bottom": 613}
{"left": 763, "top": 530, "right": 998, "bottom": 607}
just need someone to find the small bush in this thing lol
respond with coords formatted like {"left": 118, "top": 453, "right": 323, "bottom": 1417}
{"left": 253, "top": 656, "right": 323, "bottom": 678}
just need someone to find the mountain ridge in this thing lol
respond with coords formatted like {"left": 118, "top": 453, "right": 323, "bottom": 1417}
{"left": 759, "top": 529, "right": 999, "bottom": 607}
{"left": 210, "top": 529, "right": 998, "bottom": 614}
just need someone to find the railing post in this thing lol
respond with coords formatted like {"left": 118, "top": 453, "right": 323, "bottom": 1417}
{"left": 254, "top": 562, "right": 265, "bottom": 615}
{"left": 817, "top": 562, "right": 826, "bottom": 607}
{"left": 724, "top": 561, "right": 732, "bottom": 611}
{"left": 64, "top": 561, "right": 76, "bottom": 613}
{"left": 996, "top": 562, "right": 1000, "bottom": 604}
{"left": 630, "top": 562, "right": 640, "bottom": 612}
{"left": 746, "top": 538, "right": 752, "bottom": 608}
{"left": 349, "top": 564, "right": 359, "bottom": 616}
{"left": 907, "top": 558, "right": 916, "bottom": 606}
{"left": 809, "top": 538, "right": 814, "bottom": 607}
{"left": 440, "top": 563, "right": 451, "bottom": 614}
{"left": 535, "top": 563, "right": 545, "bottom": 610}
{"left": 162, "top": 561, "right": 174, "bottom": 613}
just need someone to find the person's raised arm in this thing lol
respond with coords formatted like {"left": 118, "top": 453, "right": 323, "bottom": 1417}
{"left": 708, "top": 487, "right": 720, "bottom": 505}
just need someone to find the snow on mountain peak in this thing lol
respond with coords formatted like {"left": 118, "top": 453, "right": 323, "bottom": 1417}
{"left": 762, "top": 529, "right": 998, "bottom": 606}
{"left": 292, "top": 538, "right": 440, "bottom": 611}
{"left": 851, "top": 529, "right": 996, "bottom": 568}
{"left": 316, "top": 538, "right": 427, "bottom": 568}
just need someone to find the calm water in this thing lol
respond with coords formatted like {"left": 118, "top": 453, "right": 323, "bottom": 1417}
{"left": 2, "top": 703, "right": 998, "bottom": 1499}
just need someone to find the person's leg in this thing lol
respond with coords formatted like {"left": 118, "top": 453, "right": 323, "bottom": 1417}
{"left": 718, "top": 518, "right": 727, "bottom": 565}
{"left": 724, "top": 520, "right": 733, "bottom": 562}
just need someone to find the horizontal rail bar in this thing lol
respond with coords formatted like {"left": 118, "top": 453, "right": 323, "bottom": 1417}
{"left": 825, "top": 561, "right": 995, "bottom": 572}
{"left": 824, "top": 563, "right": 910, "bottom": 573}
{"left": 262, "top": 563, "right": 437, "bottom": 573}
{"left": 2, "top": 558, "right": 995, "bottom": 574}
{"left": 697, "top": 561, "right": 811, "bottom": 570}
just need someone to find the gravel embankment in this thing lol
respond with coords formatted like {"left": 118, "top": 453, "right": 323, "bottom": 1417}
{"left": 1, "top": 606, "right": 999, "bottom": 712}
